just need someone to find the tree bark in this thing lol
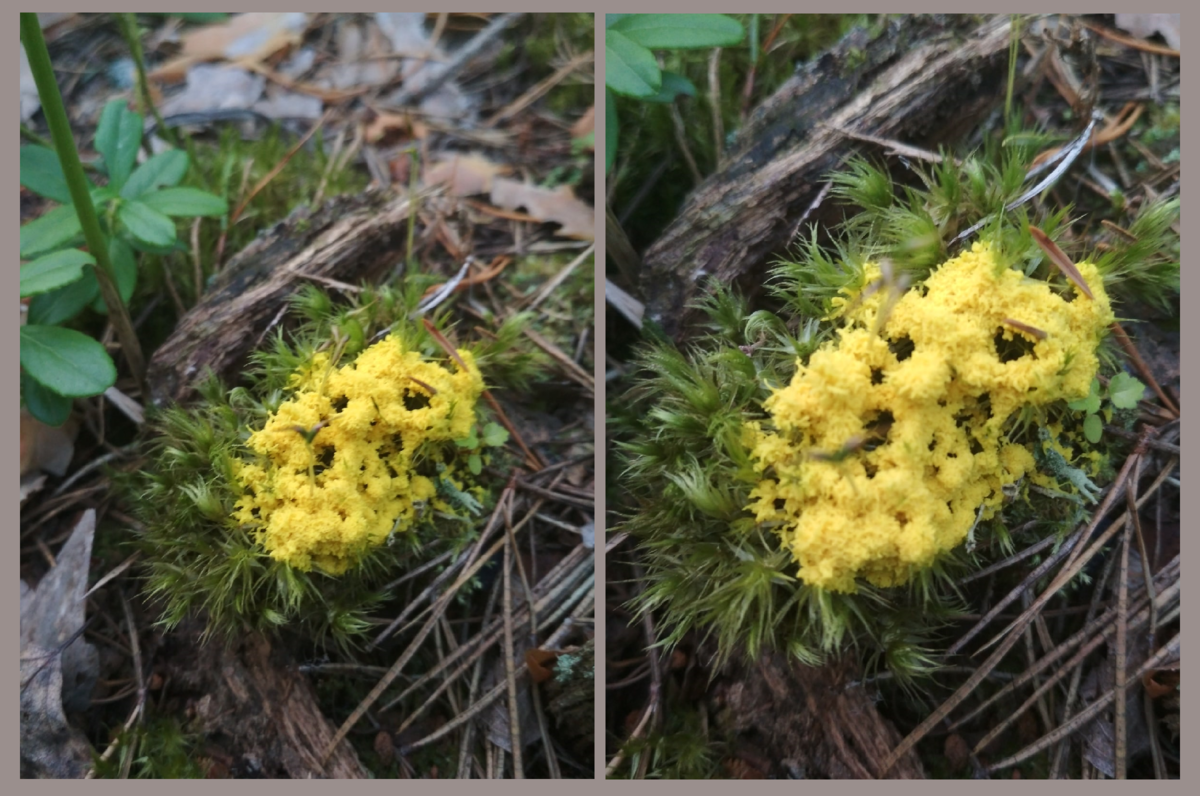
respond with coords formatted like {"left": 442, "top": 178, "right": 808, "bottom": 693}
{"left": 711, "top": 650, "right": 925, "bottom": 779}
{"left": 638, "top": 15, "right": 1016, "bottom": 340}
{"left": 162, "top": 622, "right": 367, "bottom": 778}
{"left": 147, "top": 188, "right": 431, "bottom": 407}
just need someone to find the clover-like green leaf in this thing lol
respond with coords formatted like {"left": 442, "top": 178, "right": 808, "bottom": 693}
{"left": 608, "top": 14, "right": 744, "bottom": 50}
{"left": 605, "top": 29, "right": 661, "bottom": 98}
{"left": 639, "top": 70, "right": 698, "bottom": 104}
{"left": 20, "top": 248, "right": 94, "bottom": 297}
{"left": 482, "top": 422, "right": 509, "bottom": 448}
{"left": 22, "top": 373, "right": 74, "bottom": 427}
{"left": 151, "top": 187, "right": 229, "bottom": 217}
{"left": 1067, "top": 377, "right": 1101, "bottom": 414}
{"left": 1107, "top": 371, "right": 1146, "bottom": 410}
{"left": 20, "top": 144, "right": 74, "bottom": 204}
{"left": 20, "top": 324, "right": 117, "bottom": 397}
{"left": 121, "top": 149, "right": 189, "bottom": 199}
{"left": 28, "top": 269, "right": 100, "bottom": 326}
{"left": 118, "top": 199, "right": 177, "bottom": 247}
{"left": 20, "top": 204, "right": 82, "bottom": 259}
{"left": 94, "top": 100, "right": 143, "bottom": 190}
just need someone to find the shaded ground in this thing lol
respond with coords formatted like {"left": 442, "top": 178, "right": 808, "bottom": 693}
{"left": 21, "top": 12, "right": 594, "bottom": 779}
{"left": 605, "top": 13, "right": 1178, "bottom": 779}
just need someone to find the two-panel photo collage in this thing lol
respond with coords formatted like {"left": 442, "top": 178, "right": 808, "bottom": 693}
{"left": 19, "top": 12, "right": 1180, "bottom": 780}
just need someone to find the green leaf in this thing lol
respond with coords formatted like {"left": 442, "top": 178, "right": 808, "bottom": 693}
{"left": 609, "top": 14, "right": 744, "bottom": 49}
{"left": 605, "top": 14, "right": 628, "bottom": 29}
{"left": 90, "top": 185, "right": 119, "bottom": 206}
{"left": 151, "top": 187, "right": 229, "bottom": 217}
{"left": 28, "top": 269, "right": 100, "bottom": 325}
{"left": 22, "top": 373, "right": 73, "bottom": 427}
{"left": 455, "top": 428, "right": 480, "bottom": 449}
{"left": 640, "top": 70, "right": 698, "bottom": 103}
{"left": 482, "top": 422, "right": 509, "bottom": 448}
{"left": 20, "top": 145, "right": 73, "bottom": 204}
{"left": 468, "top": 453, "right": 482, "bottom": 476}
{"left": 1067, "top": 377, "right": 1101, "bottom": 414}
{"left": 94, "top": 100, "right": 143, "bottom": 189}
{"left": 163, "top": 12, "right": 229, "bottom": 23}
{"left": 1108, "top": 372, "right": 1146, "bottom": 410}
{"left": 121, "top": 149, "right": 189, "bottom": 199}
{"left": 118, "top": 199, "right": 177, "bottom": 247}
{"left": 110, "top": 240, "right": 135, "bottom": 308}
{"left": 605, "top": 29, "right": 661, "bottom": 97}
{"left": 1082, "top": 413, "right": 1103, "bottom": 444}
{"left": 20, "top": 204, "right": 82, "bottom": 259}
{"left": 125, "top": 236, "right": 187, "bottom": 256}
{"left": 20, "top": 325, "right": 117, "bottom": 397}
{"left": 605, "top": 86, "right": 619, "bottom": 173}
{"left": 20, "top": 249, "right": 94, "bottom": 297}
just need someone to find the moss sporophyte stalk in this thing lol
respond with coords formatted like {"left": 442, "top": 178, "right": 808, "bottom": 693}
{"left": 746, "top": 242, "right": 1113, "bottom": 593}
{"left": 233, "top": 335, "right": 484, "bottom": 575}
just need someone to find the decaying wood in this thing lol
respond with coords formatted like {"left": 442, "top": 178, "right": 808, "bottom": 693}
{"left": 162, "top": 621, "right": 366, "bottom": 779}
{"left": 639, "top": 15, "right": 1016, "bottom": 340}
{"left": 147, "top": 188, "right": 431, "bottom": 407}
{"left": 711, "top": 650, "right": 925, "bottom": 779}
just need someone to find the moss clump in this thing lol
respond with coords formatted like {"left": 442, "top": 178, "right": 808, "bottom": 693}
{"left": 614, "top": 148, "right": 1176, "bottom": 678}
{"left": 128, "top": 281, "right": 520, "bottom": 651}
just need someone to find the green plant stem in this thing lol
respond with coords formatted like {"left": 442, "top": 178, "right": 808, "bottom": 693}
{"left": 20, "top": 122, "right": 52, "bottom": 148}
{"left": 1005, "top": 15, "right": 1020, "bottom": 131}
{"left": 21, "top": 13, "right": 147, "bottom": 393}
{"left": 118, "top": 12, "right": 176, "bottom": 150}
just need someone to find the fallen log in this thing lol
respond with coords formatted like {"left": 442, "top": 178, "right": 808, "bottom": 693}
{"left": 638, "top": 15, "right": 1016, "bottom": 340}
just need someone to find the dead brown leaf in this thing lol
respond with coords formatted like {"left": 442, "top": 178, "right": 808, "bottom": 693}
{"left": 489, "top": 178, "right": 594, "bottom": 240}
{"left": 423, "top": 154, "right": 510, "bottom": 196}
{"left": 363, "top": 110, "right": 411, "bottom": 144}
{"left": 150, "top": 12, "right": 310, "bottom": 83}
{"left": 20, "top": 409, "right": 76, "bottom": 479}
{"left": 570, "top": 105, "right": 595, "bottom": 141}
{"left": 1114, "top": 13, "right": 1180, "bottom": 51}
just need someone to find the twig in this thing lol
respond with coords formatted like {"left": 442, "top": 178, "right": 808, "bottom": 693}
{"left": 484, "top": 50, "right": 593, "bottom": 127}
{"left": 951, "top": 110, "right": 1102, "bottom": 248}
{"left": 514, "top": 479, "right": 593, "bottom": 510}
{"left": 523, "top": 328, "right": 594, "bottom": 392}
{"left": 986, "top": 632, "right": 1180, "bottom": 774}
{"left": 1109, "top": 322, "right": 1179, "bottom": 416}
{"left": 502, "top": 531, "right": 524, "bottom": 778}
{"left": 605, "top": 684, "right": 658, "bottom": 778}
{"left": 708, "top": 47, "right": 724, "bottom": 171}
{"left": 389, "top": 13, "right": 525, "bottom": 109}
{"left": 217, "top": 109, "right": 333, "bottom": 266}
{"left": 1081, "top": 20, "right": 1180, "bottom": 57}
{"left": 667, "top": 103, "right": 702, "bottom": 187}
{"left": 422, "top": 318, "right": 545, "bottom": 470}
{"left": 51, "top": 443, "right": 136, "bottom": 497}
{"left": 524, "top": 243, "right": 595, "bottom": 312}
{"left": 321, "top": 497, "right": 515, "bottom": 765}
{"left": 82, "top": 552, "right": 140, "bottom": 601}
{"left": 959, "top": 565, "right": 1176, "bottom": 752}
{"left": 120, "top": 591, "right": 147, "bottom": 727}
{"left": 884, "top": 453, "right": 1176, "bottom": 775}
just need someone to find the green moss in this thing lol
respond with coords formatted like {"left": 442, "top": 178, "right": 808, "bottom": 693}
{"left": 90, "top": 715, "right": 207, "bottom": 779}
{"left": 123, "top": 278, "right": 544, "bottom": 653}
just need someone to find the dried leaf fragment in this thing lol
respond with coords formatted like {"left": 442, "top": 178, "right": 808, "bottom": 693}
{"left": 1029, "top": 227, "right": 1094, "bottom": 300}
{"left": 490, "top": 178, "right": 594, "bottom": 240}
